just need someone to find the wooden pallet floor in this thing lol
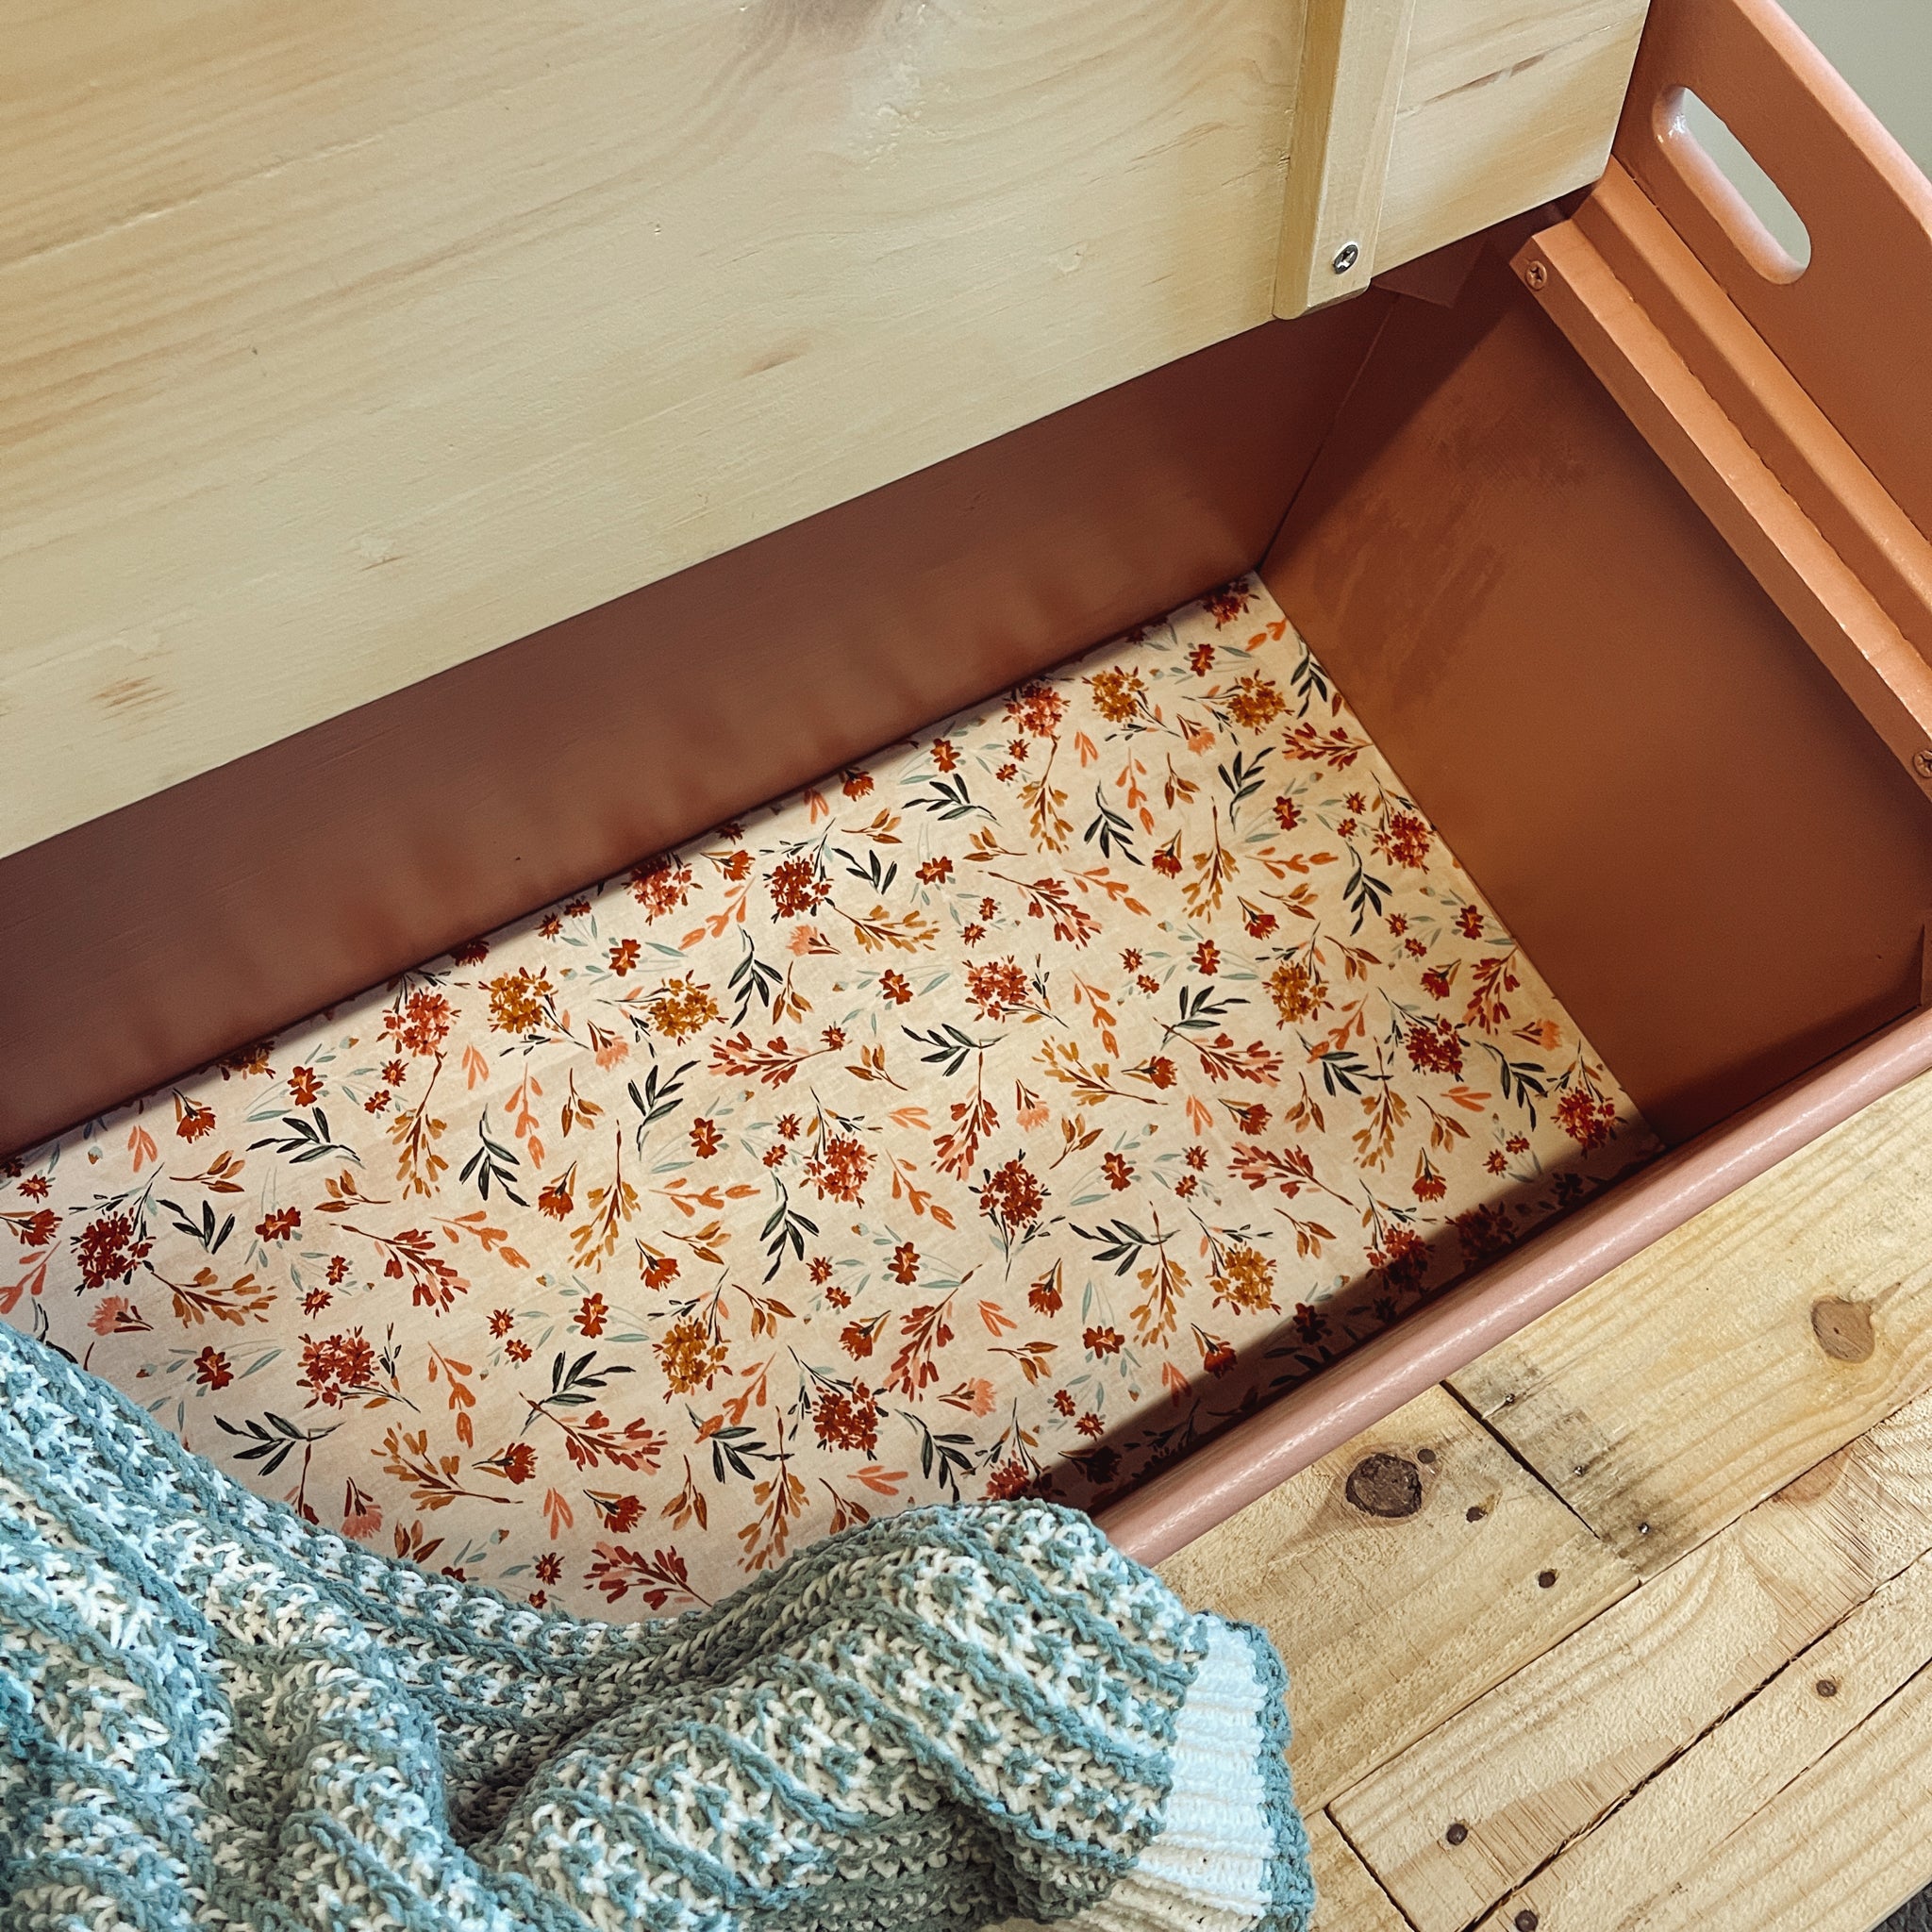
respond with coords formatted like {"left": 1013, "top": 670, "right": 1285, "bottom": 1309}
{"left": 1160, "top": 1068, "right": 1932, "bottom": 1932}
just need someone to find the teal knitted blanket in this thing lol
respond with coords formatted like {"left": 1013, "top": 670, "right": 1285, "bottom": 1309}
{"left": 0, "top": 1318, "right": 1312, "bottom": 1932}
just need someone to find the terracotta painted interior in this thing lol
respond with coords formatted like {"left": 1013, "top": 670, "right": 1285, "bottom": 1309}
{"left": 7, "top": 217, "right": 1932, "bottom": 1160}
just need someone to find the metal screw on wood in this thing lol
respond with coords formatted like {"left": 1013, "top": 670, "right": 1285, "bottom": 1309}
{"left": 1516, "top": 1913, "right": 1541, "bottom": 1932}
{"left": 1914, "top": 748, "right": 1932, "bottom": 779}
{"left": 1332, "top": 242, "right": 1360, "bottom": 275}
{"left": 1816, "top": 1677, "right": 1840, "bottom": 1698}
{"left": 1538, "top": 1569, "right": 1557, "bottom": 1589}
{"left": 1524, "top": 259, "right": 1548, "bottom": 291}
{"left": 1445, "top": 1821, "right": 1470, "bottom": 1845}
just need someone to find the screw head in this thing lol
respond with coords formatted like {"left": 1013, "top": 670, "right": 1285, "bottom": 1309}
{"left": 1816, "top": 1677, "right": 1840, "bottom": 1698}
{"left": 1445, "top": 1821, "right": 1470, "bottom": 1845}
{"left": 1538, "top": 1569, "right": 1557, "bottom": 1589}
{"left": 1913, "top": 748, "right": 1932, "bottom": 779}
{"left": 1524, "top": 259, "right": 1549, "bottom": 291}
{"left": 1332, "top": 241, "right": 1360, "bottom": 275}
{"left": 1516, "top": 1913, "right": 1541, "bottom": 1932}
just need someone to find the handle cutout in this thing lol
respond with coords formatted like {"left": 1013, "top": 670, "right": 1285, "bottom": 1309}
{"left": 1655, "top": 85, "right": 1812, "bottom": 282}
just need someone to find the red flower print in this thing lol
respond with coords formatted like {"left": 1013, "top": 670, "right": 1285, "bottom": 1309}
{"left": 641, "top": 1253, "right": 680, "bottom": 1290}
{"left": 979, "top": 1157, "right": 1044, "bottom": 1237}
{"left": 575, "top": 1293, "right": 609, "bottom": 1338}
{"left": 805, "top": 1135, "right": 873, "bottom": 1204}
{"left": 841, "top": 1317, "right": 883, "bottom": 1360}
{"left": 493, "top": 1442, "right": 539, "bottom": 1486}
{"left": 931, "top": 738, "right": 958, "bottom": 772}
{"left": 609, "top": 938, "right": 642, "bottom": 974}
{"left": 383, "top": 989, "right": 455, "bottom": 1057}
{"left": 1457, "top": 906, "right": 1486, "bottom": 940}
{"left": 18, "top": 1174, "right": 50, "bottom": 1200}
{"left": 1150, "top": 838, "right": 1182, "bottom": 878}
{"left": 193, "top": 1346, "right": 233, "bottom": 1391}
{"left": 814, "top": 1382, "right": 881, "bottom": 1455}
{"left": 1376, "top": 811, "right": 1432, "bottom": 869}
{"left": 302, "top": 1290, "right": 332, "bottom": 1316}
{"left": 1203, "top": 581, "right": 1251, "bottom": 625}
{"left": 1232, "top": 1104, "right": 1270, "bottom": 1136}
{"left": 1422, "top": 967, "right": 1454, "bottom": 1001}
{"left": 889, "top": 1243, "right": 919, "bottom": 1286}
{"left": 1084, "top": 1325, "right": 1124, "bottom": 1357}
{"left": 1405, "top": 1018, "right": 1464, "bottom": 1078}
{"left": 1076, "top": 1411, "right": 1105, "bottom": 1439}
{"left": 1006, "top": 681, "right": 1067, "bottom": 739}
{"left": 506, "top": 1338, "right": 532, "bottom": 1363}
{"left": 1554, "top": 1090, "right": 1619, "bottom": 1151}
{"left": 841, "top": 769, "right": 874, "bottom": 799}
{"left": 297, "top": 1330, "right": 375, "bottom": 1407}
{"left": 1102, "top": 1153, "right": 1133, "bottom": 1192}
{"left": 535, "top": 1554, "right": 563, "bottom": 1585}
{"left": 450, "top": 937, "right": 491, "bottom": 965}
{"left": 256, "top": 1208, "right": 301, "bottom": 1243}
{"left": 1456, "top": 1202, "right": 1515, "bottom": 1265}
{"left": 768, "top": 855, "right": 831, "bottom": 919}
{"left": 984, "top": 1459, "right": 1040, "bottom": 1501}
{"left": 690, "top": 1119, "right": 723, "bottom": 1158}
{"left": 1371, "top": 1229, "right": 1430, "bottom": 1290}
{"left": 630, "top": 855, "right": 695, "bottom": 920}
{"left": 879, "top": 971, "right": 914, "bottom": 1006}
{"left": 966, "top": 958, "right": 1031, "bottom": 1020}
{"left": 917, "top": 858, "right": 953, "bottom": 885}
{"left": 1192, "top": 941, "right": 1220, "bottom": 976}
{"left": 538, "top": 914, "right": 563, "bottom": 939}
{"left": 174, "top": 1095, "right": 217, "bottom": 1141}
{"left": 9, "top": 1208, "right": 58, "bottom": 1249}
{"left": 75, "top": 1211, "right": 151, "bottom": 1290}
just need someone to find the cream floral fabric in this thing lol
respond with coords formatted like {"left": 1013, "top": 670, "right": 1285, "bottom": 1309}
{"left": 2, "top": 576, "right": 1654, "bottom": 1614}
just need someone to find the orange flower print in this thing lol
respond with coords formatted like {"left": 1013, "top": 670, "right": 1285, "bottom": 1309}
{"left": 289, "top": 1067, "right": 323, "bottom": 1106}
{"left": 486, "top": 968, "right": 553, "bottom": 1035}
{"left": 575, "top": 1293, "right": 609, "bottom": 1338}
{"left": 1375, "top": 810, "right": 1433, "bottom": 869}
{"left": 1088, "top": 667, "right": 1146, "bottom": 724}
{"left": 609, "top": 938, "right": 641, "bottom": 975}
{"left": 192, "top": 1346, "right": 233, "bottom": 1391}
{"left": 1224, "top": 675, "right": 1284, "bottom": 730}
{"left": 256, "top": 1208, "right": 301, "bottom": 1243}
{"left": 767, "top": 855, "right": 830, "bottom": 919}
{"left": 889, "top": 1243, "right": 919, "bottom": 1286}
{"left": 978, "top": 1157, "right": 1044, "bottom": 1240}
{"left": 1267, "top": 959, "right": 1325, "bottom": 1025}
{"left": 174, "top": 1094, "right": 217, "bottom": 1141}
{"left": 813, "top": 1382, "right": 880, "bottom": 1455}
{"left": 644, "top": 977, "right": 721, "bottom": 1042}
{"left": 656, "top": 1316, "right": 726, "bottom": 1395}
{"left": 690, "top": 1119, "right": 723, "bottom": 1158}
{"left": 1555, "top": 1090, "right": 1620, "bottom": 1151}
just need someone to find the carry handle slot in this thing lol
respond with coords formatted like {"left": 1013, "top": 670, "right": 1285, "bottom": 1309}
{"left": 1614, "top": 0, "right": 1932, "bottom": 545}
{"left": 1655, "top": 84, "right": 1810, "bottom": 284}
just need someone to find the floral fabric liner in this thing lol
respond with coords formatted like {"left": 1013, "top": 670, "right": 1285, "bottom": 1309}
{"left": 2, "top": 575, "right": 1655, "bottom": 1616}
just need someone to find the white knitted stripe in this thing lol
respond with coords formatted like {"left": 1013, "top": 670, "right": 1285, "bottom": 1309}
{"left": 996, "top": 1620, "right": 1275, "bottom": 1932}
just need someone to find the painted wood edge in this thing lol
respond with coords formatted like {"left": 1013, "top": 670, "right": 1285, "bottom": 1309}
{"left": 1513, "top": 205, "right": 1932, "bottom": 802}
{"left": 1099, "top": 1002, "right": 1932, "bottom": 1565}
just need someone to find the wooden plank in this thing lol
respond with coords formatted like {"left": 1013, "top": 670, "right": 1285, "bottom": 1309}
{"left": 1377, "top": 0, "right": 1648, "bottom": 269}
{"left": 1274, "top": 0, "right": 1417, "bottom": 317}
{"left": 1306, "top": 1813, "right": 1409, "bottom": 1932}
{"left": 1158, "top": 1385, "right": 1637, "bottom": 1809}
{"left": 1332, "top": 1389, "right": 1932, "bottom": 1932}
{"left": 2, "top": 0, "right": 1302, "bottom": 858}
{"left": 1451, "top": 1071, "right": 1932, "bottom": 1574}
{"left": 1477, "top": 1547, "right": 1932, "bottom": 1932}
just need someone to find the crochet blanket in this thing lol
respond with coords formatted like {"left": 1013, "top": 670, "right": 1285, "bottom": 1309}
{"left": 0, "top": 1319, "right": 1311, "bottom": 1932}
